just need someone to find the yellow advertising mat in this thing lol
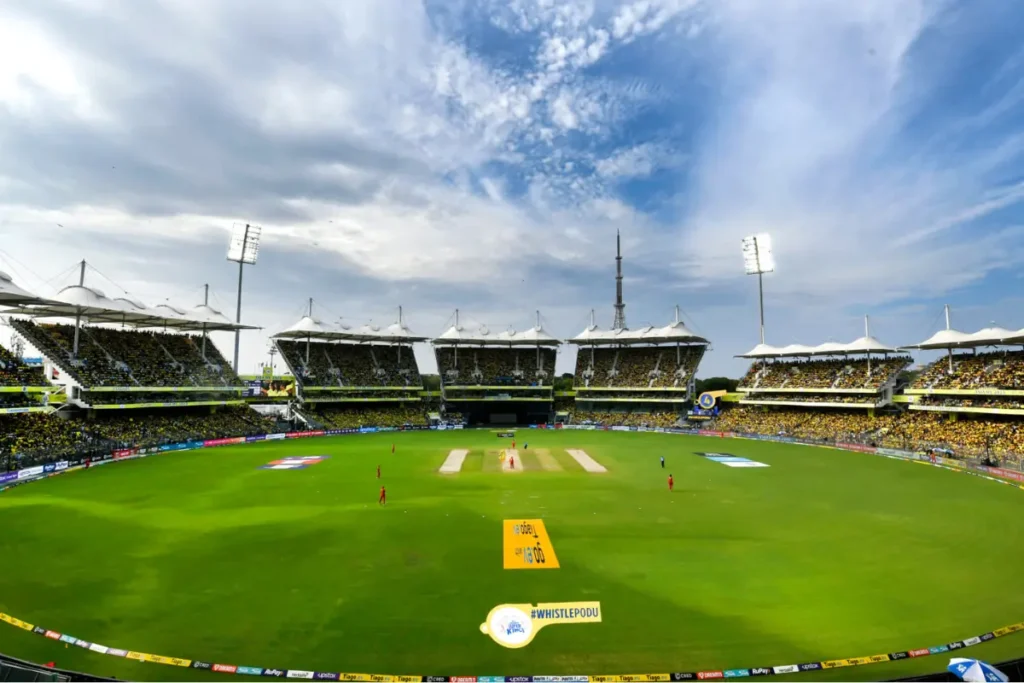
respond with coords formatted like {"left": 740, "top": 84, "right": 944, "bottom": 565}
{"left": 502, "top": 519, "right": 560, "bottom": 569}
{"left": 480, "top": 601, "right": 602, "bottom": 648}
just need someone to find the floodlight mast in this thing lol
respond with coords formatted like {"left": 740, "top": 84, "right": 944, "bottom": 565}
{"left": 742, "top": 234, "right": 774, "bottom": 345}
{"left": 227, "top": 222, "right": 261, "bottom": 373}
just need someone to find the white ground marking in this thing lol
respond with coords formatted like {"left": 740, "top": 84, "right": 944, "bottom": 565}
{"left": 534, "top": 448, "right": 563, "bottom": 471}
{"left": 439, "top": 449, "right": 469, "bottom": 474}
{"left": 566, "top": 449, "right": 607, "bottom": 473}
{"left": 502, "top": 449, "right": 522, "bottom": 473}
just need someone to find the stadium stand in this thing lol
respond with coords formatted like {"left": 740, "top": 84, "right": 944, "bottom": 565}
{"left": 574, "top": 346, "right": 704, "bottom": 388}
{"left": 0, "top": 407, "right": 274, "bottom": 471}
{"left": 570, "top": 409, "right": 680, "bottom": 429}
{"left": 714, "top": 406, "right": 1024, "bottom": 467}
{"left": 429, "top": 314, "right": 561, "bottom": 425}
{"left": 0, "top": 413, "right": 101, "bottom": 469}
{"left": 435, "top": 346, "right": 556, "bottom": 386}
{"left": 303, "top": 404, "right": 427, "bottom": 429}
{"left": 738, "top": 356, "right": 912, "bottom": 391}
{"left": 911, "top": 350, "right": 1024, "bottom": 391}
{"left": 569, "top": 311, "right": 708, "bottom": 428}
{"left": 276, "top": 340, "right": 422, "bottom": 388}
{"left": 85, "top": 407, "right": 270, "bottom": 449}
{"left": 10, "top": 320, "right": 242, "bottom": 388}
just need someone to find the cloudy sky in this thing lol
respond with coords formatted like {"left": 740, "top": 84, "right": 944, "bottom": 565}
{"left": 1, "top": 0, "right": 1023, "bottom": 378}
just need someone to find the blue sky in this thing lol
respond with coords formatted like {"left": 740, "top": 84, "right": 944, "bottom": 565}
{"left": 0, "top": 0, "right": 1023, "bottom": 377}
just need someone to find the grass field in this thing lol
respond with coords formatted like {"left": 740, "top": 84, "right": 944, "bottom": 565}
{"left": 2, "top": 430, "right": 1024, "bottom": 681}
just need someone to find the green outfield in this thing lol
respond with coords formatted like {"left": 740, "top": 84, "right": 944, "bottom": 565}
{"left": 2, "top": 430, "right": 1024, "bottom": 681}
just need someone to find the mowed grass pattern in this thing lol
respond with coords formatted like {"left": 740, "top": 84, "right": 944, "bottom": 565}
{"left": 1, "top": 431, "right": 1023, "bottom": 681}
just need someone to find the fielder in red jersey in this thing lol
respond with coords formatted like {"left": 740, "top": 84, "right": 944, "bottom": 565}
{"left": 668, "top": 474, "right": 674, "bottom": 491}
{"left": 377, "top": 464, "right": 381, "bottom": 479}
{"left": 379, "top": 486, "right": 386, "bottom": 505}
{"left": 509, "top": 455, "right": 515, "bottom": 470}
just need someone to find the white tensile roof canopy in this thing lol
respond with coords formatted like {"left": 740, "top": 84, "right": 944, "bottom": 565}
{"left": 902, "top": 325, "right": 1024, "bottom": 350}
{"left": 0, "top": 270, "right": 60, "bottom": 306}
{"left": 433, "top": 323, "right": 561, "bottom": 346}
{"left": 432, "top": 310, "right": 562, "bottom": 347}
{"left": 274, "top": 311, "right": 429, "bottom": 343}
{"left": 737, "top": 337, "right": 899, "bottom": 358}
{"left": 568, "top": 307, "right": 709, "bottom": 346}
{"left": 7, "top": 284, "right": 256, "bottom": 331}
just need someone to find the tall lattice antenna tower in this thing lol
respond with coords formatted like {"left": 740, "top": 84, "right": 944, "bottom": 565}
{"left": 612, "top": 230, "right": 626, "bottom": 330}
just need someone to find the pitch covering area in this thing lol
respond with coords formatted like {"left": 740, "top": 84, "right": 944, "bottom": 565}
{"left": 1, "top": 430, "right": 1024, "bottom": 682}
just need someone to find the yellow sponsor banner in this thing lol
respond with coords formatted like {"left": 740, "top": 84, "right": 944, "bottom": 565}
{"left": 846, "top": 657, "right": 873, "bottom": 666}
{"left": 0, "top": 613, "right": 34, "bottom": 631}
{"left": 368, "top": 676, "right": 394, "bottom": 682}
{"left": 138, "top": 653, "right": 191, "bottom": 667}
{"left": 994, "top": 627, "right": 1011, "bottom": 637}
{"left": 868, "top": 654, "right": 891, "bottom": 664}
{"left": 619, "top": 675, "right": 670, "bottom": 682}
{"left": 1006, "top": 622, "right": 1024, "bottom": 633}
{"left": 502, "top": 519, "right": 560, "bottom": 569}
{"left": 591, "top": 677, "right": 623, "bottom": 682}
{"left": 341, "top": 675, "right": 372, "bottom": 682}
{"left": 394, "top": 677, "right": 421, "bottom": 683}
{"left": 126, "top": 652, "right": 148, "bottom": 662}
{"left": 821, "top": 659, "right": 853, "bottom": 669}
{"left": 481, "top": 601, "right": 602, "bottom": 648}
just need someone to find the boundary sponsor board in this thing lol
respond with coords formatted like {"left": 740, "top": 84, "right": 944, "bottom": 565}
{"left": 3, "top": 594, "right": 1021, "bottom": 683}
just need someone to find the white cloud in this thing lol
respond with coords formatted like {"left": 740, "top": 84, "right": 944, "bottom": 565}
{"left": 595, "top": 143, "right": 666, "bottom": 178}
{"left": 678, "top": 0, "right": 1024, "bottom": 308}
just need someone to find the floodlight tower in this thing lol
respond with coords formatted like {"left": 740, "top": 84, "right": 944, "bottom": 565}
{"left": 741, "top": 233, "right": 775, "bottom": 345}
{"left": 227, "top": 222, "right": 262, "bottom": 373}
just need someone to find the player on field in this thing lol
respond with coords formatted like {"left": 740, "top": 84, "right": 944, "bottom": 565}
{"left": 660, "top": 456, "right": 665, "bottom": 469}
{"left": 377, "top": 464, "right": 381, "bottom": 479}
{"left": 509, "top": 454, "right": 515, "bottom": 470}
{"left": 668, "top": 474, "right": 674, "bottom": 492}
{"left": 392, "top": 443, "right": 395, "bottom": 454}
{"left": 379, "top": 485, "right": 386, "bottom": 505}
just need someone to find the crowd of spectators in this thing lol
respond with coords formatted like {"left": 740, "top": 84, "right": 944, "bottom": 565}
{"left": 715, "top": 406, "right": 897, "bottom": 442}
{"left": 10, "top": 320, "right": 242, "bottom": 388}
{"left": 435, "top": 347, "right": 556, "bottom": 386}
{"left": 308, "top": 404, "right": 427, "bottom": 429}
{"left": 574, "top": 346, "right": 705, "bottom": 388}
{"left": 741, "top": 393, "right": 878, "bottom": 404}
{"left": 739, "top": 356, "right": 911, "bottom": 391}
{"left": 570, "top": 409, "right": 680, "bottom": 429}
{"left": 0, "top": 344, "right": 46, "bottom": 387}
{"left": 277, "top": 341, "right": 422, "bottom": 388}
{"left": 82, "top": 391, "right": 244, "bottom": 406}
{"left": 0, "top": 413, "right": 102, "bottom": 469}
{"left": 714, "top": 406, "right": 1024, "bottom": 466}
{"left": 1, "top": 407, "right": 273, "bottom": 471}
{"left": 916, "top": 396, "right": 1024, "bottom": 410}
{"left": 85, "top": 407, "right": 269, "bottom": 448}
{"left": 0, "top": 392, "right": 45, "bottom": 409}
{"left": 913, "top": 350, "right": 1024, "bottom": 391}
